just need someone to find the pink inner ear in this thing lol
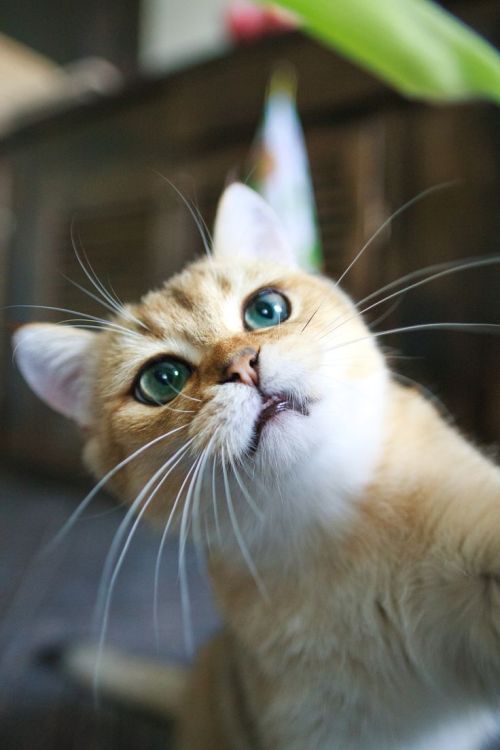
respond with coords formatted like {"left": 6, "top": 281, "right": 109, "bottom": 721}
{"left": 213, "top": 183, "right": 296, "bottom": 267}
{"left": 13, "top": 324, "right": 95, "bottom": 426}
{"left": 42, "top": 362, "right": 87, "bottom": 420}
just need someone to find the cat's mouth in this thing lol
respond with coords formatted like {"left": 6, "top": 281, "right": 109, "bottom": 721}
{"left": 248, "top": 392, "right": 309, "bottom": 454}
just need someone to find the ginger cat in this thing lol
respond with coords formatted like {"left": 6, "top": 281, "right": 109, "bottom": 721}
{"left": 13, "top": 183, "right": 500, "bottom": 749}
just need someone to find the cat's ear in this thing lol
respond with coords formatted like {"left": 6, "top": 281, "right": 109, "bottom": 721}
{"left": 13, "top": 324, "right": 97, "bottom": 426}
{"left": 212, "top": 183, "right": 296, "bottom": 266}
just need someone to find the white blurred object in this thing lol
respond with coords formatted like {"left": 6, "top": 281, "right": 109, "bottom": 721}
{"left": 0, "top": 33, "right": 122, "bottom": 136}
{"left": 140, "top": 0, "right": 230, "bottom": 73}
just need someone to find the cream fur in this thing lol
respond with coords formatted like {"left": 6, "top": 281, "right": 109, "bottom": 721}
{"left": 13, "top": 184, "right": 500, "bottom": 749}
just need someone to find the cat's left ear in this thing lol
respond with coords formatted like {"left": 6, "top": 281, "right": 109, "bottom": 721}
{"left": 13, "top": 323, "right": 97, "bottom": 427}
{"left": 212, "top": 183, "right": 296, "bottom": 267}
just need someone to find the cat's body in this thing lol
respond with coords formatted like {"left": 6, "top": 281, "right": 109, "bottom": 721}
{"left": 13, "top": 184, "right": 500, "bottom": 749}
{"left": 175, "top": 380, "right": 500, "bottom": 750}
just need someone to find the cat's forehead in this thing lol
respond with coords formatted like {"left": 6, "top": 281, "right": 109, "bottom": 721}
{"left": 133, "top": 258, "right": 297, "bottom": 342}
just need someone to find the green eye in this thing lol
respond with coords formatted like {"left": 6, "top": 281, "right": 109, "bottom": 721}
{"left": 244, "top": 290, "right": 290, "bottom": 330}
{"left": 135, "top": 358, "right": 191, "bottom": 406}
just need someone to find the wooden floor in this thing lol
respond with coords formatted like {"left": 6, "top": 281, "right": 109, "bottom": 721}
{"left": 0, "top": 466, "right": 219, "bottom": 750}
{"left": 1, "top": 465, "right": 500, "bottom": 750}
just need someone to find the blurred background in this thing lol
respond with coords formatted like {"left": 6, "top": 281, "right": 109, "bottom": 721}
{"left": 0, "top": 1, "right": 499, "bottom": 748}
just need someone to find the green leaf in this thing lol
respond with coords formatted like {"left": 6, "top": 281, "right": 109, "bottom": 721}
{"left": 270, "top": 0, "right": 500, "bottom": 103}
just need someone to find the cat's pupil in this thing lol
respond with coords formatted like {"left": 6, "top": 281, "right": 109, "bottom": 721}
{"left": 256, "top": 301, "right": 274, "bottom": 319}
{"left": 156, "top": 368, "right": 173, "bottom": 384}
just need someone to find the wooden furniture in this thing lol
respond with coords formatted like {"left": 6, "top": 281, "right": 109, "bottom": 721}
{"left": 1, "top": 0, "right": 499, "bottom": 477}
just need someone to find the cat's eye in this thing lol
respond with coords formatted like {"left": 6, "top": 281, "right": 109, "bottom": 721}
{"left": 244, "top": 289, "right": 290, "bottom": 330}
{"left": 134, "top": 358, "right": 191, "bottom": 406}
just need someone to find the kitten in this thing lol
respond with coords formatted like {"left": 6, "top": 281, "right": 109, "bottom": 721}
{"left": 13, "top": 183, "right": 500, "bottom": 750}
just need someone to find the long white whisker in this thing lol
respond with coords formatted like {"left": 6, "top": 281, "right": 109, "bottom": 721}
{"left": 153, "top": 172, "right": 212, "bottom": 257}
{"left": 93, "top": 437, "right": 194, "bottom": 696}
{"left": 365, "top": 298, "right": 402, "bottom": 331}
{"left": 178, "top": 453, "right": 206, "bottom": 654}
{"left": 10, "top": 304, "right": 143, "bottom": 339}
{"left": 106, "top": 276, "right": 126, "bottom": 309}
{"left": 228, "top": 454, "right": 263, "bottom": 521}
{"left": 42, "top": 425, "right": 188, "bottom": 556}
{"left": 191, "top": 442, "right": 214, "bottom": 571}
{"left": 56, "top": 323, "right": 142, "bottom": 341}
{"left": 334, "top": 182, "right": 457, "bottom": 290}
{"left": 10, "top": 304, "right": 123, "bottom": 328}
{"left": 61, "top": 273, "right": 127, "bottom": 322}
{"left": 63, "top": 271, "right": 148, "bottom": 332}
{"left": 211, "top": 456, "right": 221, "bottom": 545}
{"left": 319, "top": 255, "right": 500, "bottom": 342}
{"left": 221, "top": 447, "right": 267, "bottom": 599}
{"left": 152, "top": 445, "right": 200, "bottom": 648}
{"left": 70, "top": 223, "right": 149, "bottom": 331}
{"left": 71, "top": 223, "right": 127, "bottom": 316}
{"left": 358, "top": 254, "right": 500, "bottom": 311}
{"left": 165, "top": 382, "right": 202, "bottom": 403}
{"left": 326, "top": 322, "right": 500, "bottom": 355}
{"left": 70, "top": 222, "right": 124, "bottom": 316}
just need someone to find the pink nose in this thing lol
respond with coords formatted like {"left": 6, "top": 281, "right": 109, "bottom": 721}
{"left": 224, "top": 347, "right": 259, "bottom": 387}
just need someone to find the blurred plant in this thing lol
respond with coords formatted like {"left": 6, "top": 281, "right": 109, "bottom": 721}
{"left": 268, "top": 0, "right": 500, "bottom": 103}
{"left": 250, "top": 68, "right": 322, "bottom": 271}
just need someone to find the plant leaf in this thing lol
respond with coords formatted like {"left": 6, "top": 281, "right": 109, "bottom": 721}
{"left": 270, "top": 0, "right": 500, "bottom": 103}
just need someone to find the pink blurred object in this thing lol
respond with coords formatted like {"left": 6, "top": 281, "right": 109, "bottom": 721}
{"left": 226, "top": 0, "right": 297, "bottom": 43}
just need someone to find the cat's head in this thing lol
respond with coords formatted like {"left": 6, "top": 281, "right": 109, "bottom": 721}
{"left": 13, "top": 184, "right": 388, "bottom": 538}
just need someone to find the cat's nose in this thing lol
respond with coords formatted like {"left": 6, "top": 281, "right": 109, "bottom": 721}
{"left": 223, "top": 347, "right": 259, "bottom": 387}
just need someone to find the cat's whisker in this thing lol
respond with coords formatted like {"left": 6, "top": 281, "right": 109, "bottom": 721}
{"left": 325, "top": 322, "right": 500, "bottom": 356}
{"left": 9, "top": 303, "right": 143, "bottom": 340}
{"left": 318, "top": 254, "right": 500, "bottom": 343}
{"left": 228, "top": 453, "right": 263, "bottom": 521}
{"left": 333, "top": 181, "right": 457, "bottom": 290}
{"left": 178, "top": 453, "right": 207, "bottom": 655}
{"left": 10, "top": 304, "right": 123, "bottom": 328}
{"left": 153, "top": 172, "right": 212, "bottom": 257}
{"left": 70, "top": 222, "right": 127, "bottom": 318}
{"left": 57, "top": 322, "right": 143, "bottom": 342}
{"left": 166, "top": 382, "right": 203, "bottom": 403}
{"left": 221, "top": 446, "right": 267, "bottom": 599}
{"left": 70, "top": 222, "right": 147, "bottom": 331}
{"left": 300, "top": 304, "right": 322, "bottom": 334}
{"left": 61, "top": 273, "right": 129, "bottom": 324}
{"left": 143, "top": 393, "right": 195, "bottom": 414}
{"left": 191, "top": 441, "right": 215, "bottom": 571}
{"left": 41, "top": 424, "right": 189, "bottom": 557}
{"left": 62, "top": 273, "right": 148, "bottom": 333}
{"left": 106, "top": 277, "right": 129, "bottom": 315}
{"left": 356, "top": 254, "right": 500, "bottom": 313}
{"left": 211, "top": 456, "right": 222, "bottom": 545}
{"left": 152, "top": 444, "right": 203, "bottom": 649}
{"left": 365, "top": 297, "right": 403, "bottom": 331}
{"left": 97, "top": 436, "right": 195, "bottom": 624}
{"left": 191, "top": 189, "right": 214, "bottom": 249}
{"left": 93, "top": 437, "right": 194, "bottom": 697}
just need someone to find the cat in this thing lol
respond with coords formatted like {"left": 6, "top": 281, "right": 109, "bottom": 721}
{"left": 12, "top": 182, "right": 500, "bottom": 750}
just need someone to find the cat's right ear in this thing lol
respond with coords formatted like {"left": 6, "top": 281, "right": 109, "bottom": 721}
{"left": 13, "top": 323, "right": 97, "bottom": 427}
{"left": 212, "top": 183, "right": 296, "bottom": 266}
